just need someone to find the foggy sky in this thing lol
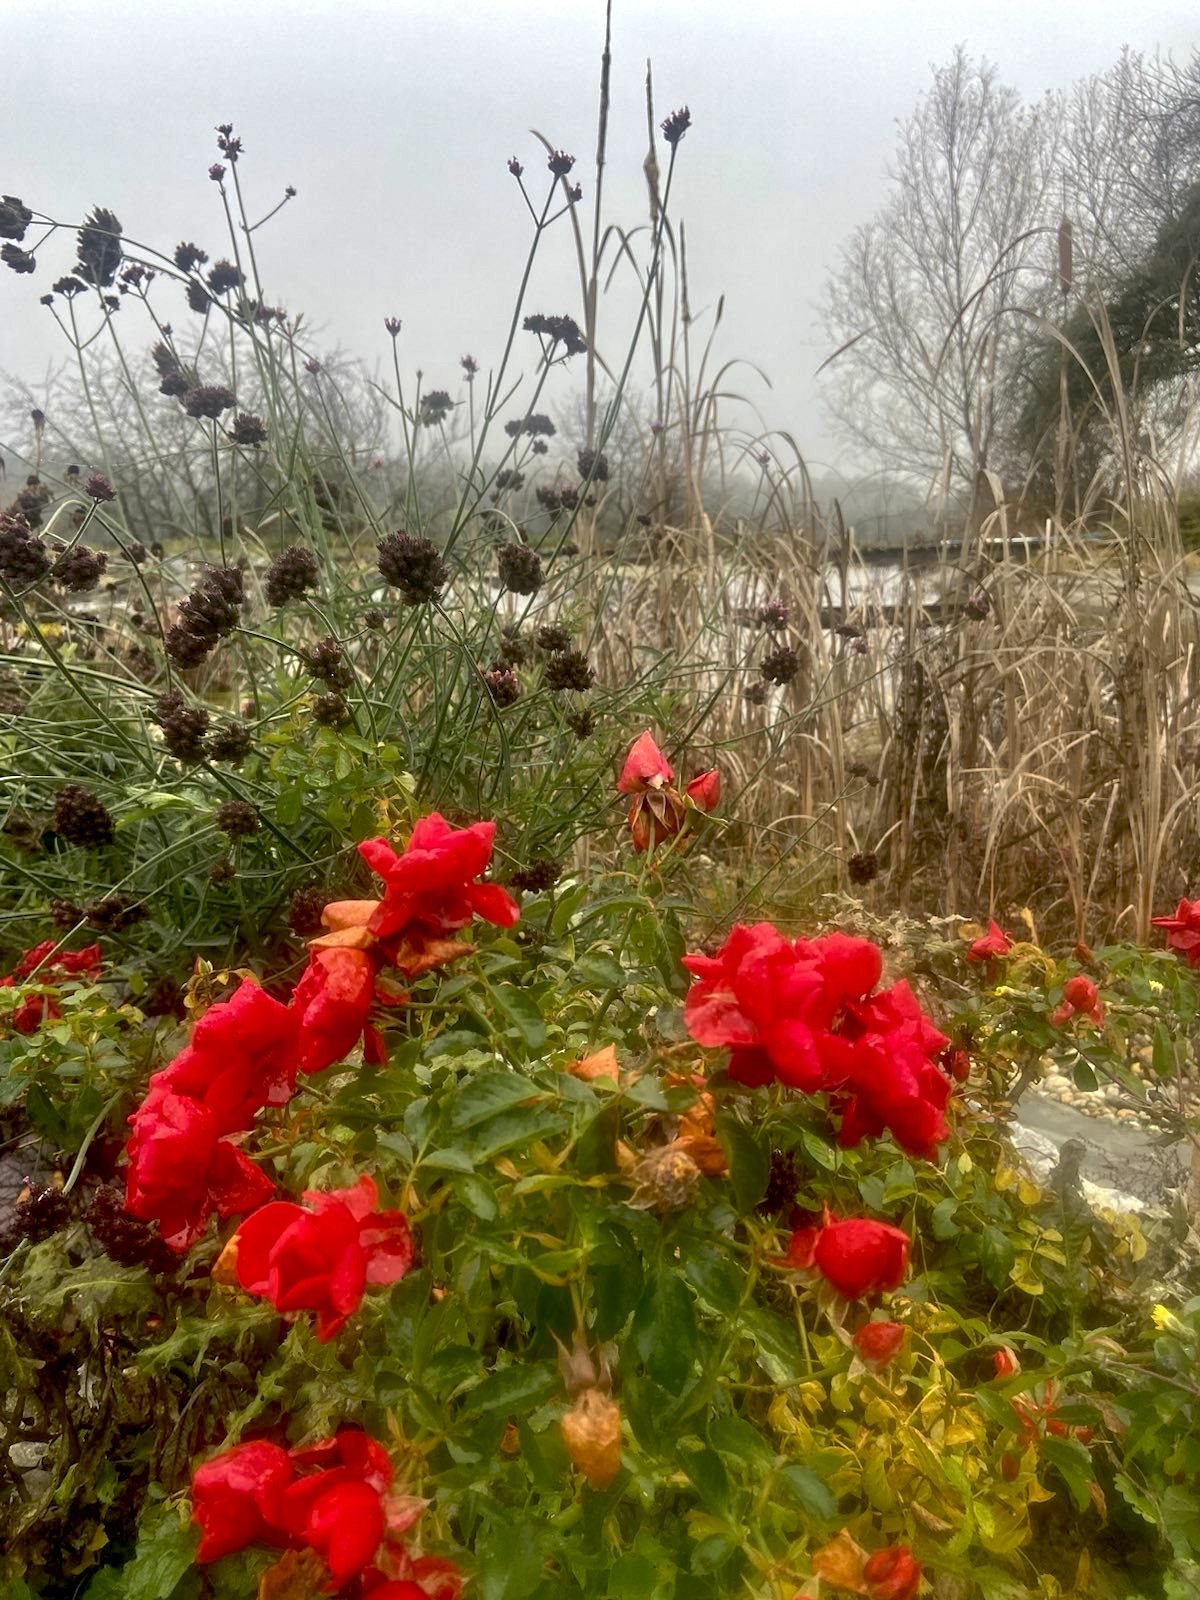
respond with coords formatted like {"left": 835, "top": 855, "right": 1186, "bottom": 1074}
{"left": 4, "top": 0, "right": 1200, "bottom": 475}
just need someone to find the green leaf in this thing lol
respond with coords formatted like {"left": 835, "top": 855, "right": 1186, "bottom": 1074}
{"left": 422, "top": 1147, "right": 476, "bottom": 1173}
{"left": 449, "top": 1071, "right": 538, "bottom": 1129}
{"left": 709, "top": 1415, "right": 775, "bottom": 1470}
{"left": 461, "top": 1362, "right": 559, "bottom": 1417}
{"left": 119, "top": 1503, "right": 197, "bottom": 1600}
{"left": 455, "top": 1174, "right": 499, "bottom": 1220}
{"left": 780, "top": 1462, "right": 838, "bottom": 1520}
{"left": 572, "top": 952, "right": 626, "bottom": 988}
{"left": 476, "top": 1519, "right": 547, "bottom": 1600}
{"left": 275, "top": 785, "right": 304, "bottom": 827}
{"left": 490, "top": 984, "right": 547, "bottom": 1055}
{"left": 680, "top": 1445, "right": 732, "bottom": 1514}
{"left": 632, "top": 1272, "right": 698, "bottom": 1394}
{"left": 715, "top": 1115, "right": 769, "bottom": 1211}
{"left": 979, "top": 1225, "right": 1015, "bottom": 1289}
{"left": 930, "top": 1197, "right": 960, "bottom": 1239}
{"left": 1040, "top": 1435, "right": 1094, "bottom": 1512}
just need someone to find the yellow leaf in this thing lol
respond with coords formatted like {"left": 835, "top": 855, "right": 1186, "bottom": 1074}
{"left": 994, "top": 1165, "right": 1019, "bottom": 1193}
{"left": 1018, "top": 1177, "right": 1043, "bottom": 1205}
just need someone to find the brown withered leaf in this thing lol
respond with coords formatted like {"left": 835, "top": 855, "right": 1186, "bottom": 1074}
{"left": 258, "top": 1548, "right": 328, "bottom": 1600}
{"left": 810, "top": 1527, "right": 869, "bottom": 1593}
{"left": 569, "top": 1043, "right": 620, "bottom": 1082}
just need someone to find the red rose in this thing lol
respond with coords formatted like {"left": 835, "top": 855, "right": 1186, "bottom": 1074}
{"left": 787, "top": 1216, "right": 910, "bottom": 1298}
{"left": 153, "top": 978, "right": 301, "bottom": 1132}
{"left": 192, "top": 1439, "right": 293, "bottom": 1562}
{"left": 291, "top": 945, "right": 378, "bottom": 1075}
{"left": 1, "top": 940, "right": 103, "bottom": 1035}
{"left": 301, "top": 1479, "right": 385, "bottom": 1586}
{"left": 852, "top": 1320, "right": 906, "bottom": 1367}
{"left": 1152, "top": 897, "right": 1200, "bottom": 966}
{"left": 124, "top": 1091, "right": 275, "bottom": 1251}
{"left": 619, "top": 731, "right": 720, "bottom": 852}
{"left": 864, "top": 1544, "right": 922, "bottom": 1600}
{"left": 966, "top": 919, "right": 1011, "bottom": 963}
{"left": 360, "top": 814, "right": 519, "bottom": 942}
{"left": 992, "top": 1345, "right": 1020, "bottom": 1379}
{"left": 234, "top": 1175, "right": 414, "bottom": 1340}
{"left": 1051, "top": 973, "right": 1104, "bottom": 1028}
{"left": 619, "top": 730, "right": 674, "bottom": 791}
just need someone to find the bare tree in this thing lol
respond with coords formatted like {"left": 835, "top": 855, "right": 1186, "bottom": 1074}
{"left": 820, "top": 49, "right": 1061, "bottom": 497}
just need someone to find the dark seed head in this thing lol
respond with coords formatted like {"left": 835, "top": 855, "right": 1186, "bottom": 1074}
{"left": 153, "top": 690, "right": 210, "bottom": 763}
{"left": 183, "top": 384, "right": 236, "bottom": 420}
{"left": 848, "top": 851, "right": 879, "bottom": 886}
{"left": 377, "top": 530, "right": 448, "bottom": 605}
{"left": 215, "top": 798, "right": 259, "bottom": 838}
{"left": 229, "top": 412, "right": 267, "bottom": 446}
{"left": 288, "top": 885, "right": 330, "bottom": 937}
{"left": 761, "top": 646, "right": 801, "bottom": 687}
{"left": 265, "top": 544, "right": 320, "bottom": 607}
{"left": 311, "top": 691, "right": 351, "bottom": 727}
{"left": 206, "top": 721, "right": 253, "bottom": 764}
{"left": 52, "top": 784, "right": 114, "bottom": 848}
{"left": 484, "top": 667, "right": 520, "bottom": 708}
{"left": 544, "top": 648, "right": 595, "bottom": 693}
{"left": 497, "top": 541, "right": 543, "bottom": 596}
{"left": 510, "top": 858, "right": 562, "bottom": 894}
{"left": 660, "top": 107, "right": 692, "bottom": 148}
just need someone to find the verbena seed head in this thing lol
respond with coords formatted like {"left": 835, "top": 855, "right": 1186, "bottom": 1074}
{"left": 302, "top": 636, "right": 353, "bottom": 690}
{"left": 173, "top": 241, "right": 208, "bottom": 272}
{"left": 576, "top": 447, "right": 609, "bottom": 482}
{"left": 536, "top": 624, "right": 571, "bottom": 654}
{"left": 660, "top": 107, "right": 692, "bottom": 147}
{"left": 761, "top": 645, "right": 801, "bottom": 686}
{"left": 288, "top": 885, "right": 330, "bottom": 936}
{"left": 265, "top": 545, "right": 320, "bottom": 607}
{"left": 206, "top": 721, "right": 253, "bottom": 764}
{"left": 52, "top": 783, "right": 115, "bottom": 848}
{"left": 547, "top": 150, "right": 576, "bottom": 177}
{"left": 215, "top": 799, "right": 259, "bottom": 838}
{"left": 153, "top": 690, "right": 210, "bottom": 763}
{"left": 311, "top": 691, "right": 351, "bottom": 728}
{"left": 510, "top": 858, "right": 562, "bottom": 893}
{"left": 0, "top": 195, "right": 33, "bottom": 242}
{"left": 485, "top": 667, "right": 520, "bottom": 708}
{"left": 757, "top": 600, "right": 789, "bottom": 630}
{"left": 51, "top": 546, "right": 108, "bottom": 592}
{"left": 2, "top": 244, "right": 36, "bottom": 274}
{"left": 229, "top": 412, "right": 267, "bottom": 446}
{"left": 545, "top": 649, "right": 595, "bottom": 693}
{"left": 183, "top": 384, "right": 236, "bottom": 420}
{"left": 497, "top": 541, "right": 543, "bottom": 596}
{"left": 848, "top": 851, "right": 879, "bottom": 885}
{"left": 84, "top": 893, "right": 147, "bottom": 932}
{"left": 377, "top": 530, "right": 448, "bottom": 605}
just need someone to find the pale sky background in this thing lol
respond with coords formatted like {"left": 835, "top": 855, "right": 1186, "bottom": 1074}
{"left": 4, "top": 0, "right": 1200, "bottom": 477}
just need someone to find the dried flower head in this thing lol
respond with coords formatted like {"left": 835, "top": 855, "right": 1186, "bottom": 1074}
{"left": 52, "top": 784, "right": 115, "bottom": 848}
{"left": 52, "top": 546, "right": 108, "bottom": 592}
{"left": 418, "top": 390, "right": 454, "bottom": 427}
{"left": 174, "top": 241, "right": 209, "bottom": 272}
{"left": 510, "top": 858, "right": 562, "bottom": 894}
{"left": 547, "top": 150, "right": 576, "bottom": 177}
{"left": 229, "top": 412, "right": 267, "bottom": 446}
{"left": 301, "top": 636, "right": 353, "bottom": 690}
{"left": 545, "top": 649, "right": 595, "bottom": 693}
{"left": 485, "top": 666, "right": 521, "bottom": 708}
{"left": 311, "top": 690, "right": 351, "bottom": 727}
{"left": 3, "top": 244, "right": 36, "bottom": 274}
{"left": 206, "top": 721, "right": 253, "bottom": 764}
{"left": 497, "top": 541, "right": 543, "bottom": 596}
{"left": 848, "top": 851, "right": 879, "bottom": 885}
{"left": 209, "top": 163, "right": 226, "bottom": 183}
{"left": 384, "top": 316, "right": 402, "bottom": 337}
{"left": 461, "top": 354, "right": 478, "bottom": 379}
{"left": 0, "top": 195, "right": 33, "bottom": 242}
{"left": 85, "top": 472, "right": 116, "bottom": 502}
{"left": 523, "top": 313, "right": 586, "bottom": 357}
{"left": 507, "top": 157, "right": 524, "bottom": 178}
{"left": 761, "top": 645, "right": 801, "bottom": 686}
{"left": 75, "top": 207, "right": 123, "bottom": 288}
{"left": 153, "top": 690, "right": 210, "bottom": 763}
{"left": 265, "top": 544, "right": 320, "bottom": 607}
{"left": 660, "top": 107, "right": 692, "bottom": 147}
{"left": 377, "top": 530, "right": 448, "bottom": 605}
{"left": 183, "top": 384, "right": 236, "bottom": 420}
{"left": 756, "top": 600, "right": 789, "bottom": 630}
{"left": 206, "top": 259, "right": 243, "bottom": 296}
{"left": 288, "top": 885, "right": 330, "bottom": 936}
{"left": 215, "top": 799, "right": 259, "bottom": 838}
{"left": 576, "top": 447, "right": 609, "bottom": 482}
{"left": 186, "top": 281, "right": 211, "bottom": 314}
